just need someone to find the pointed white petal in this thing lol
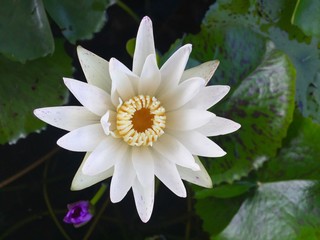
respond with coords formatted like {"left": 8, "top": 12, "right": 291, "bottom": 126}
{"left": 177, "top": 156, "right": 212, "bottom": 188}
{"left": 139, "top": 54, "right": 160, "bottom": 95}
{"left": 159, "top": 77, "right": 205, "bottom": 111}
{"left": 153, "top": 151, "right": 186, "bottom": 197}
{"left": 63, "top": 78, "right": 113, "bottom": 116}
{"left": 110, "top": 149, "right": 136, "bottom": 203}
{"left": 181, "top": 60, "right": 220, "bottom": 84}
{"left": 166, "top": 109, "right": 213, "bottom": 131}
{"left": 184, "top": 85, "right": 230, "bottom": 110}
{"left": 133, "top": 16, "right": 156, "bottom": 76}
{"left": 82, "top": 137, "right": 125, "bottom": 175}
{"left": 197, "top": 116, "right": 241, "bottom": 136}
{"left": 33, "top": 106, "right": 99, "bottom": 131}
{"left": 132, "top": 147, "right": 154, "bottom": 187}
{"left": 57, "top": 124, "right": 105, "bottom": 151}
{"left": 153, "top": 134, "right": 199, "bottom": 170}
{"left": 71, "top": 153, "right": 113, "bottom": 190}
{"left": 109, "top": 58, "right": 136, "bottom": 101}
{"left": 168, "top": 130, "right": 226, "bottom": 157}
{"left": 159, "top": 44, "right": 192, "bottom": 94}
{"left": 132, "top": 177, "right": 155, "bottom": 223}
{"left": 77, "top": 46, "right": 111, "bottom": 93}
{"left": 100, "top": 111, "right": 111, "bottom": 135}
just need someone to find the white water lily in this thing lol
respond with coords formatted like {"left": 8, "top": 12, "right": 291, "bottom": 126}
{"left": 34, "top": 16, "right": 240, "bottom": 222}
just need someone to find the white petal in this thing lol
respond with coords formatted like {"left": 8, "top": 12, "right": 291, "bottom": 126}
{"left": 168, "top": 130, "right": 226, "bottom": 157}
{"left": 184, "top": 85, "right": 230, "bottom": 110}
{"left": 71, "top": 152, "right": 113, "bottom": 190}
{"left": 159, "top": 44, "right": 192, "bottom": 94}
{"left": 57, "top": 124, "right": 105, "bottom": 151}
{"left": 139, "top": 54, "right": 160, "bottom": 96}
{"left": 132, "top": 177, "right": 155, "bottom": 223}
{"left": 110, "top": 149, "right": 136, "bottom": 203}
{"left": 177, "top": 156, "right": 212, "bottom": 188}
{"left": 153, "top": 134, "right": 200, "bottom": 170}
{"left": 100, "top": 111, "right": 111, "bottom": 135}
{"left": 133, "top": 16, "right": 156, "bottom": 76}
{"left": 181, "top": 60, "right": 220, "bottom": 84}
{"left": 132, "top": 147, "right": 154, "bottom": 187}
{"left": 153, "top": 151, "right": 186, "bottom": 197}
{"left": 77, "top": 46, "right": 111, "bottom": 93}
{"left": 33, "top": 106, "right": 99, "bottom": 131}
{"left": 100, "top": 110, "right": 118, "bottom": 135}
{"left": 63, "top": 78, "right": 113, "bottom": 116}
{"left": 82, "top": 137, "right": 125, "bottom": 175}
{"left": 109, "top": 58, "right": 136, "bottom": 101}
{"left": 159, "top": 77, "right": 205, "bottom": 111}
{"left": 197, "top": 116, "right": 241, "bottom": 136}
{"left": 166, "top": 109, "right": 214, "bottom": 131}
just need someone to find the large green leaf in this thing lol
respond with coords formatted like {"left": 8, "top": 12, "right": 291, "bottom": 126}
{"left": 211, "top": 44, "right": 295, "bottom": 184}
{"left": 203, "top": 0, "right": 320, "bottom": 124}
{"left": 43, "top": 0, "right": 113, "bottom": 43}
{"left": 195, "top": 180, "right": 256, "bottom": 199}
{"left": 292, "top": 0, "right": 320, "bottom": 38}
{"left": 185, "top": 25, "right": 266, "bottom": 87}
{"left": 184, "top": 32, "right": 295, "bottom": 184}
{"left": 195, "top": 193, "right": 246, "bottom": 236}
{"left": 0, "top": 0, "right": 54, "bottom": 62}
{"left": 0, "top": 41, "right": 72, "bottom": 144}
{"left": 214, "top": 181, "right": 320, "bottom": 240}
{"left": 258, "top": 112, "right": 320, "bottom": 182}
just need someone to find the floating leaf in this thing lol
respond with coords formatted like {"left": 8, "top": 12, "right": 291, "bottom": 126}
{"left": 195, "top": 181, "right": 256, "bottom": 199}
{"left": 44, "top": 0, "right": 114, "bottom": 43}
{"left": 195, "top": 193, "right": 246, "bottom": 236}
{"left": 183, "top": 22, "right": 296, "bottom": 184}
{"left": 258, "top": 111, "right": 320, "bottom": 182}
{"left": 0, "top": 0, "right": 54, "bottom": 62}
{"left": 0, "top": 41, "right": 72, "bottom": 144}
{"left": 292, "top": 0, "right": 320, "bottom": 38}
{"left": 203, "top": 0, "right": 320, "bottom": 123}
{"left": 185, "top": 25, "right": 266, "bottom": 87}
{"left": 214, "top": 181, "right": 320, "bottom": 240}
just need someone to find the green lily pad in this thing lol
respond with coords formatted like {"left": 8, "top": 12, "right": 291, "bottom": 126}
{"left": 195, "top": 181, "right": 256, "bottom": 199}
{"left": 0, "top": 41, "right": 72, "bottom": 144}
{"left": 185, "top": 25, "right": 266, "bottom": 87}
{"left": 258, "top": 111, "right": 320, "bottom": 182}
{"left": 203, "top": 0, "right": 320, "bottom": 124}
{"left": 0, "top": 0, "right": 54, "bottom": 62}
{"left": 214, "top": 181, "right": 320, "bottom": 240}
{"left": 183, "top": 22, "right": 295, "bottom": 184}
{"left": 292, "top": 0, "right": 320, "bottom": 38}
{"left": 195, "top": 192, "right": 246, "bottom": 236}
{"left": 43, "top": 0, "right": 114, "bottom": 43}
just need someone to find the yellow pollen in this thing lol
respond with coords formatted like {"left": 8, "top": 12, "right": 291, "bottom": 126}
{"left": 116, "top": 95, "right": 166, "bottom": 146}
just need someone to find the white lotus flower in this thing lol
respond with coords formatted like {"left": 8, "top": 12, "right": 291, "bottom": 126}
{"left": 34, "top": 16, "right": 240, "bottom": 222}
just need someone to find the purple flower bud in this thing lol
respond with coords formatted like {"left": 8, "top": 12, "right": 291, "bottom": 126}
{"left": 63, "top": 200, "right": 93, "bottom": 228}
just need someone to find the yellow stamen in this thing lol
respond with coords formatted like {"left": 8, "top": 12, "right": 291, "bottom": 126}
{"left": 116, "top": 95, "right": 166, "bottom": 146}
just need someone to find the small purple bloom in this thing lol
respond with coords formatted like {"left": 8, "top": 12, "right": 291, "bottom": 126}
{"left": 63, "top": 200, "right": 93, "bottom": 228}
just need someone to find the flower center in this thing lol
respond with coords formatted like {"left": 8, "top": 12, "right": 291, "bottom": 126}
{"left": 116, "top": 95, "right": 166, "bottom": 146}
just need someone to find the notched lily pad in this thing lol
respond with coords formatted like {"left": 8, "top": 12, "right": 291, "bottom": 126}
{"left": 207, "top": 43, "right": 295, "bottom": 184}
{"left": 203, "top": 0, "right": 320, "bottom": 124}
{"left": 44, "top": 0, "right": 114, "bottom": 43}
{"left": 0, "top": 0, "right": 54, "bottom": 62}
{"left": 195, "top": 180, "right": 256, "bottom": 199}
{"left": 0, "top": 41, "right": 72, "bottom": 144}
{"left": 184, "top": 20, "right": 296, "bottom": 184}
{"left": 215, "top": 181, "right": 320, "bottom": 240}
{"left": 291, "top": 0, "right": 320, "bottom": 38}
{"left": 258, "top": 111, "right": 320, "bottom": 182}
